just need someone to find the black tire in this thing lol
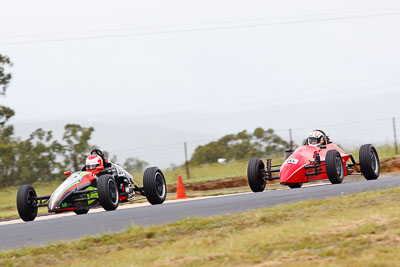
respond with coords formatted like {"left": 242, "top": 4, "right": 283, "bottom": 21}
{"left": 359, "top": 144, "right": 380, "bottom": 180}
{"left": 16, "top": 185, "right": 38, "bottom": 222}
{"left": 97, "top": 175, "right": 119, "bottom": 211}
{"left": 247, "top": 158, "right": 266, "bottom": 192}
{"left": 325, "top": 150, "right": 344, "bottom": 184}
{"left": 288, "top": 183, "right": 302, "bottom": 189}
{"left": 143, "top": 167, "right": 167, "bottom": 205}
{"left": 74, "top": 209, "right": 89, "bottom": 215}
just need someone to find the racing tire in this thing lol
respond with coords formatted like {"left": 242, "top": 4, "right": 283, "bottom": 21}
{"left": 359, "top": 144, "right": 380, "bottom": 180}
{"left": 288, "top": 183, "right": 302, "bottom": 189}
{"left": 16, "top": 185, "right": 38, "bottom": 222}
{"left": 74, "top": 208, "right": 89, "bottom": 215}
{"left": 247, "top": 158, "right": 266, "bottom": 192}
{"left": 143, "top": 167, "right": 167, "bottom": 205}
{"left": 97, "top": 175, "right": 119, "bottom": 211}
{"left": 325, "top": 150, "right": 344, "bottom": 184}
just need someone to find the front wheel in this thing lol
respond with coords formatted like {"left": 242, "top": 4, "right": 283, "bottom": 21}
{"left": 97, "top": 175, "right": 119, "bottom": 211}
{"left": 16, "top": 185, "right": 38, "bottom": 222}
{"left": 143, "top": 167, "right": 167, "bottom": 205}
{"left": 74, "top": 208, "right": 89, "bottom": 215}
{"left": 359, "top": 144, "right": 380, "bottom": 180}
{"left": 288, "top": 183, "right": 302, "bottom": 189}
{"left": 325, "top": 150, "right": 344, "bottom": 184}
{"left": 247, "top": 158, "right": 266, "bottom": 192}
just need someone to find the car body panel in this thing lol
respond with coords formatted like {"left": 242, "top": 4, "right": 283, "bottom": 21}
{"left": 48, "top": 171, "right": 95, "bottom": 212}
{"left": 280, "top": 143, "right": 351, "bottom": 184}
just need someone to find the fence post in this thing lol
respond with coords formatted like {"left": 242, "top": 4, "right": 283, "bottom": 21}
{"left": 184, "top": 142, "right": 190, "bottom": 179}
{"left": 289, "top": 129, "right": 293, "bottom": 150}
{"left": 393, "top": 118, "right": 398, "bottom": 154}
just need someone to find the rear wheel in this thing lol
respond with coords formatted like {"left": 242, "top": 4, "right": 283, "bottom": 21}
{"left": 359, "top": 144, "right": 380, "bottom": 180}
{"left": 325, "top": 150, "right": 344, "bottom": 184}
{"left": 288, "top": 183, "right": 302, "bottom": 189}
{"left": 247, "top": 158, "right": 266, "bottom": 192}
{"left": 97, "top": 175, "right": 119, "bottom": 211}
{"left": 16, "top": 185, "right": 38, "bottom": 222}
{"left": 143, "top": 167, "right": 167, "bottom": 204}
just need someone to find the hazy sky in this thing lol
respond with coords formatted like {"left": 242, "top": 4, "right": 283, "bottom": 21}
{"left": 1, "top": 1, "right": 400, "bottom": 166}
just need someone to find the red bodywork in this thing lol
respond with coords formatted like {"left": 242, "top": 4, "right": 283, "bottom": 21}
{"left": 280, "top": 143, "right": 351, "bottom": 184}
{"left": 48, "top": 172, "right": 97, "bottom": 212}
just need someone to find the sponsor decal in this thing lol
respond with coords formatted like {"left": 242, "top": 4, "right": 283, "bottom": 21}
{"left": 62, "top": 203, "right": 67, "bottom": 208}
{"left": 86, "top": 186, "right": 98, "bottom": 205}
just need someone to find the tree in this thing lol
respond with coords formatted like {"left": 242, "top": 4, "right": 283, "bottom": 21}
{"left": 0, "top": 54, "right": 14, "bottom": 139}
{"left": 0, "top": 54, "right": 12, "bottom": 96}
{"left": 123, "top": 157, "right": 149, "bottom": 173}
{"left": 0, "top": 139, "right": 17, "bottom": 186}
{"left": 14, "top": 129, "right": 63, "bottom": 184}
{"left": 62, "top": 124, "right": 95, "bottom": 171}
{"left": 190, "top": 128, "right": 289, "bottom": 165}
{"left": 0, "top": 54, "right": 16, "bottom": 186}
{"left": 0, "top": 55, "right": 88, "bottom": 186}
{"left": 252, "top": 127, "right": 289, "bottom": 155}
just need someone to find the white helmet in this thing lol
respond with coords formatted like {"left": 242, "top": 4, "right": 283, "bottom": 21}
{"left": 85, "top": 154, "right": 103, "bottom": 171}
{"left": 307, "top": 130, "right": 324, "bottom": 147}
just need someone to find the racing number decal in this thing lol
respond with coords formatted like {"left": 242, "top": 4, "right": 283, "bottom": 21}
{"left": 285, "top": 159, "right": 299, "bottom": 164}
{"left": 281, "top": 158, "right": 299, "bottom": 170}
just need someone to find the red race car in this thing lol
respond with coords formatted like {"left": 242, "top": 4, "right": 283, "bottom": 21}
{"left": 247, "top": 130, "right": 380, "bottom": 191}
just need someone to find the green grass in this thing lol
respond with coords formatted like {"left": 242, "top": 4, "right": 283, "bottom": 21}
{"left": 353, "top": 144, "right": 399, "bottom": 162}
{"left": 132, "top": 158, "right": 274, "bottom": 185}
{"left": 3, "top": 187, "right": 400, "bottom": 266}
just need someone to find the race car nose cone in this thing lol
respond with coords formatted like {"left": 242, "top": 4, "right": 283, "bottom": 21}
{"left": 280, "top": 162, "right": 307, "bottom": 184}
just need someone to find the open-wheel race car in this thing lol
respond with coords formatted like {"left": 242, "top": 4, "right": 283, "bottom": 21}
{"left": 247, "top": 130, "right": 380, "bottom": 191}
{"left": 16, "top": 149, "right": 167, "bottom": 221}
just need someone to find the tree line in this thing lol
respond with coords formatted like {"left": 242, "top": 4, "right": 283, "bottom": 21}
{"left": 0, "top": 120, "right": 150, "bottom": 186}
{"left": 0, "top": 122, "right": 97, "bottom": 186}
{"left": 190, "top": 128, "right": 289, "bottom": 165}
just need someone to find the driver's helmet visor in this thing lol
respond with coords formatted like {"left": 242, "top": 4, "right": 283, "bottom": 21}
{"left": 86, "top": 164, "right": 99, "bottom": 171}
{"left": 308, "top": 137, "right": 322, "bottom": 145}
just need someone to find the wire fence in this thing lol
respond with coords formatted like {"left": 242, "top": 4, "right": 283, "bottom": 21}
{"left": 109, "top": 116, "right": 400, "bottom": 169}
{"left": 275, "top": 117, "right": 398, "bottom": 150}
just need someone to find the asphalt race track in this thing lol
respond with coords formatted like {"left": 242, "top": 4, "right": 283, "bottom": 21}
{"left": 2, "top": 177, "right": 400, "bottom": 250}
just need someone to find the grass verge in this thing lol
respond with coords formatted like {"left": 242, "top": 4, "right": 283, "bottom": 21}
{"left": 2, "top": 187, "right": 400, "bottom": 266}
{"left": 133, "top": 158, "right": 256, "bottom": 185}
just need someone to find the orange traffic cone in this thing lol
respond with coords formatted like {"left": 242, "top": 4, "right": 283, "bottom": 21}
{"left": 174, "top": 175, "right": 187, "bottom": 200}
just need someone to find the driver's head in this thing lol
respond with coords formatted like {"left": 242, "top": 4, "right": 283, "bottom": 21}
{"left": 307, "top": 130, "right": 324, "bottom": 147}
{"left": 85, "top": 155, "right": 103, "bottom": 171}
